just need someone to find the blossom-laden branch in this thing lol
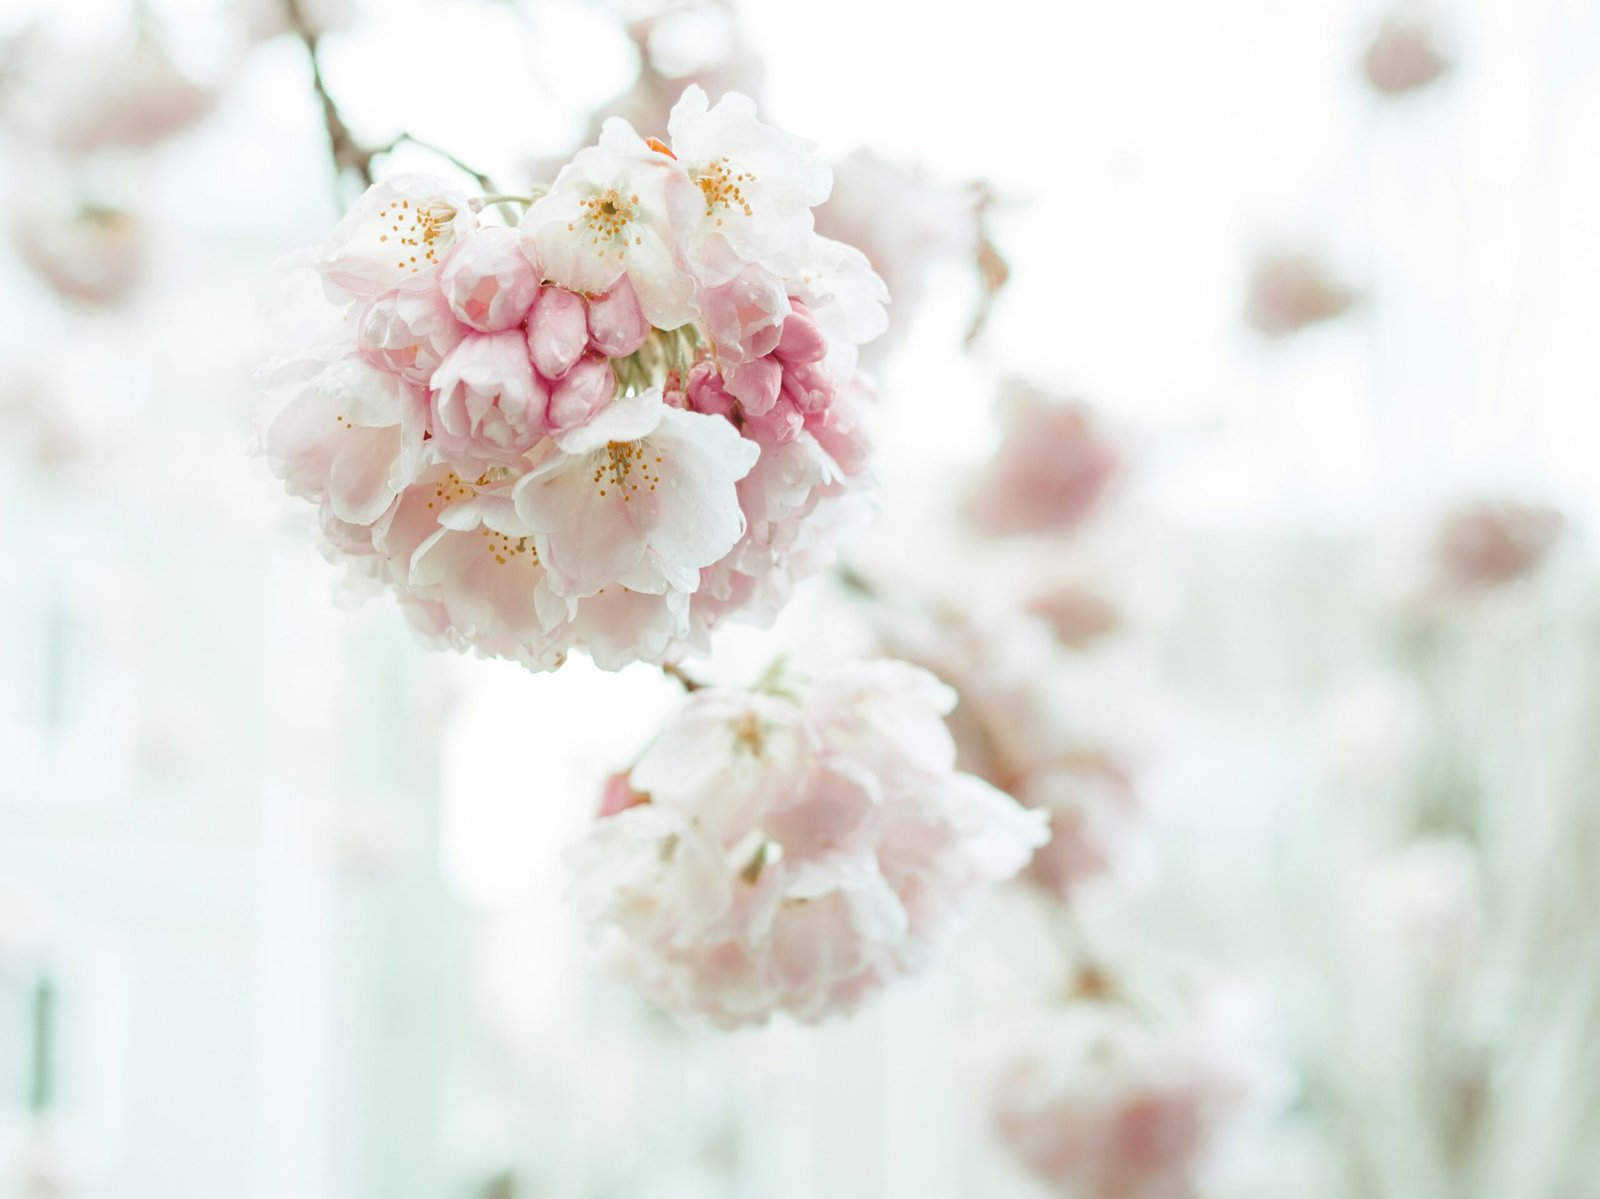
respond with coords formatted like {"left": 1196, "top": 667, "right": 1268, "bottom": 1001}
{"left": 261, "top": 86, "right": 885, "bottom": 673}
{"left": 566, "top": 661, "right": 1048, "bottom": 1027}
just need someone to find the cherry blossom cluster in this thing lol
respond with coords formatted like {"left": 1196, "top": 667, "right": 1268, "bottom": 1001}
{"left": 565, "top": 662, "right": 1048, "bottom": 1027}
{"left": 989, "top": 992, "right": 1275, "bottom": 1199}
{"left": 262, "top": 86, "right": 885, "bottom": 670}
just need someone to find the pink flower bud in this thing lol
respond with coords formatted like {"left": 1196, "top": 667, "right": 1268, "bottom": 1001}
{"left": 775, "top": 305, "right": 827, "bottom": 364}
{"left": 967, "top": 387, "right": 1121, "bottom": 536}
{"left": 429, "top": 330, "right": 548, "bottom": 465}
{"left": 587, "top": 276, "right": 650, "bottom": 358}
{"left": 699, "top": 265, "right": 788, "bottom": 363}
{"left": 685, "top": 361, "right": 737, "bottom": 419}
{"left": 724, "top": 358, "right": 782, "bottom": 415}
{"left": 439, "top": 227, "right": 541, "bottom": 332}
{"left": 526, "top": 286, "right": 589, "bottom": 380}
{"left": 357, "top": 273, "right": 468, "bottom": 385}
{"left": 548, "top": 355, "right": 617, "bottom": 437}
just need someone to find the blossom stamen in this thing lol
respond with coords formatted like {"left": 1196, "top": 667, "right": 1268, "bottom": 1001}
{"left": 578, "top": 188, "right": 639, "bottom": 260}
{"left": 482, "top": 527, "right": 539, "bottom": 566}
{"left": 377, "top": 196, "right": 458, "bottom": 273}
{"left": 593, "top": 439, "right": 663, "bottom": 502}
{"left": 426, "top": 470, "right": 477, "bottom": 510}
{"left": 695, "top": 156, "right": 755, "bottom": 224}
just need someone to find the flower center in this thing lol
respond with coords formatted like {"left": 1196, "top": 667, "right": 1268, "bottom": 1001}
{"left": 592, "top": 440, "right": 663, "bottom": 502}
{"left": 733, "top": 710, "right": 765, "bottom": 754}
{"left": 481, "top": 528, "right": 539, "bottom": 567}
{"left": 695, "top": 158, "right": 755, "bottom": 225}
{"left": 425, "top": 469, "right": 478, "bottom": 510}
{"left": 377, "top": 196, "right": 458, "bottom": 274}
{"left": 575, "top": 187, "right": 642, "bottom": 260}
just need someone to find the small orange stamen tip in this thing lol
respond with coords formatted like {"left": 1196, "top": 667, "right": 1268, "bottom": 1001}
{"left": 646, "top": 136, "right": 676, "bottom": 159}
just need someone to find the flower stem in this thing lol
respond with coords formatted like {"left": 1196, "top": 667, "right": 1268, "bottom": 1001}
{"left": 661, "top": 662, "right": 706, "bottom": 692}
{"left": 284, "top": 0, "right": 501, "bottom": 202}
{"left": 382, "top": 132, "right": 496, "bottom": 193}
{"left": 284, "top": 0, "right": 375, "bottom": 192}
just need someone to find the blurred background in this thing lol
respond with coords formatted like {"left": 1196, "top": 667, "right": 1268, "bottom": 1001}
{"left": 2, "top": 0, "right": 1599, "bottom": 1195}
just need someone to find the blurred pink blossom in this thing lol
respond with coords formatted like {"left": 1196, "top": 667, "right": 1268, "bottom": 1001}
{"left": 13, "top": 200, "right": 145, "bottom": 305}
{"left": 2, "top": 34, "right": 214, "bottom": 153}
{"left": 967, "top": 383, "right": 1122, "bottom": 537}
{"left": 1432, "top": 498, "right": 1563, "bottom": 593}
{"left": 1019, "top": 754, "right": 1142, "bottom": 902}
{"left": 1026, "top": 579, "right": 1124, "bottom": 650}
{"left": 1244, "top": 250, "right": 1358, "bottom": 338}
{"left": 887, "top": 607, "right": 1147, "bottom": 904}
{"left": 816, "top": 149, "right": 981, "bottom": 350}
{"left": 565, "top": 661, "right": 1047, "bottom": 1026}
{"left": 990, "top": 993, "right": 1275, "bottom": 1199}
{"left": 1363, "top": 18, "right": 1451, "bottom": 96}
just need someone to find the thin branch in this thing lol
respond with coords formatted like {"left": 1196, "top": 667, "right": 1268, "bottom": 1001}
{"left": 835, "top": 560, "right": 882, "bottom": 599}
{"left": 478, "top": 193, "right": 541, "bottom": 208}
{"left": 284, "top": 0, "right": 499, "bottom": 199}
{"left": 965, "top": 183, "right": 1012, "bottom": 348}
{"left": 384, "top": 132, "right": 496, "bottom": 193}
{"left": 284, "top": 0, "right": 375, "bottom": 189}
{"left": 661, "top": 662, "right": 706, "bottom": 692}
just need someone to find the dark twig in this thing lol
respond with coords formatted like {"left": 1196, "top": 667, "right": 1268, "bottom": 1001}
{"left": 283, "top": 0, "right": 498, "bottom": 198}
{"left": 965, "top": 183, "right": 1012, "bottom": 349}
{"left": 284, "top": 0, "right": 376, "bottom": 188}
{"left": 661, "top": 662, "right": 707, "bottom": 692}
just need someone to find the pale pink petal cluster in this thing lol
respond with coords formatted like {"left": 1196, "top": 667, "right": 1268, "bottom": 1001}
{"left": 1244, "top": 250, "right": 1359, "bottom": 338}
{"left": 816, "top": 149, "right": 981, "bottom": 353}
{"left": 1018, "top": 754, "right": 1142, "bottom": 901}
{"left": 966, "top": 382, "right": 1122, "bottom": 537}
{"left": 990, "top": 995, "right": 1273, "bottom": 1199}
{"left": 11, "top": 197, "right": 146, "bottom": 306}
{"left": 1, "top": 34, "right": 214, "bottom": 153}
{"left": 888, "top": 607, "right": 1147, "bottom": 906}
{"left": 565, "top": 661, "right": 1048, "bottom": 1027}
{"left": 1431, "top": 497, "right": 1563, "bottom": 594}
{"left": 262, "top": 87, "right": 885, "bottom": 672}
{"left": 1363, "top": 17, "right": 1451, "bottom": 96}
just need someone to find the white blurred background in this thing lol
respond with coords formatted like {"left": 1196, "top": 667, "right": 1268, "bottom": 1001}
{"left": 3, "top": 0, "right": 1599, "bottom": 1196}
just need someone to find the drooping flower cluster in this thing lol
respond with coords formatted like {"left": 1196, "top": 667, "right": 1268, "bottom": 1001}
{"left": 262, "top": 86, "right": 885, "bottom": 670}
{"left": 565, "top": 661, "right": 1048, "bottom": 1027}
{"left": 989, "top": 992, "right": 1276, "bottom": 1199}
